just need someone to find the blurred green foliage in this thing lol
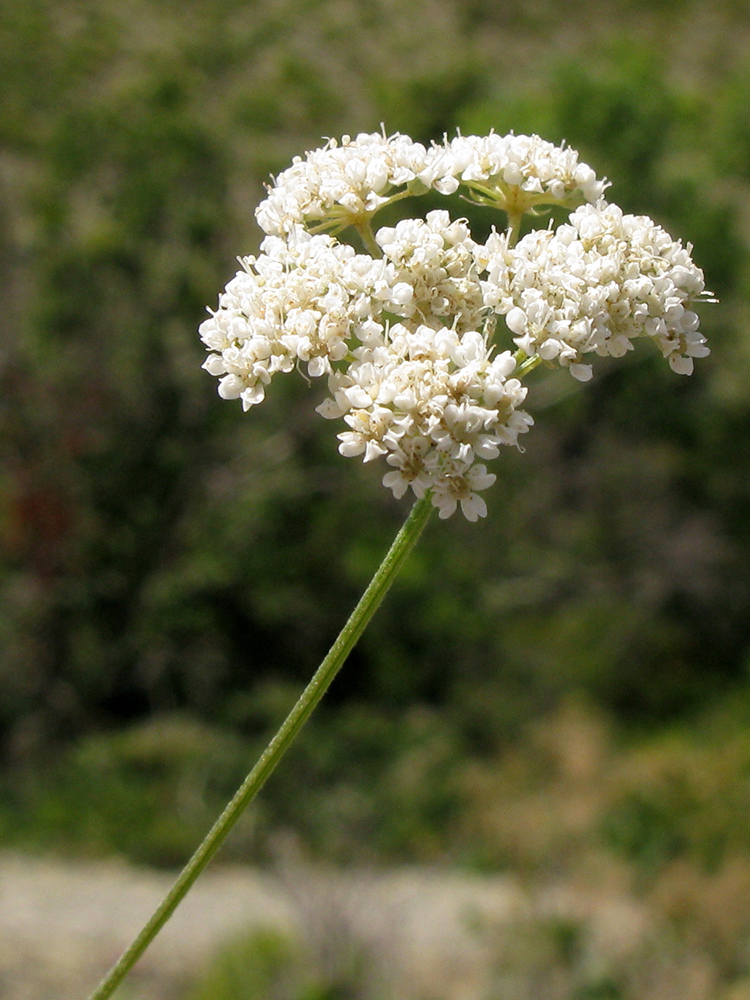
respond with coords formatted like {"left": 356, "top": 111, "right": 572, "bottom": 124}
{"left": 186, "top": 929, "right": 306, "bottom": 1000}
{"left": 600, "top": 701, "right": 750, "bottom": 878}
{"left": 2, "top": 0, "right": 750, "bottom": 863}
{"left": 0, "top": 714, "right": 254, "bottom": 865}
{"left": 186, "top": 926, "right": 372, "bottom": 1000}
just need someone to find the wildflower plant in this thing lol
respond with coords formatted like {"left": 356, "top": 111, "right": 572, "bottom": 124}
{"left": 88, "top": 131, "right": 710, "bottom": 999}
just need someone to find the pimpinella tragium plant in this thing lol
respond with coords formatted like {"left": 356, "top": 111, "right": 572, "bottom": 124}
{"left": 87, "top": 130, "right": 710, "bottom": 1000}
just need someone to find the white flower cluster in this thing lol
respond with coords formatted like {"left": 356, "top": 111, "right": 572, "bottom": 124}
{"left": 374, "top": 211, "right": 486, "bottom": 334}
{"left": 317, "top": 323, "right": 532, "bottom": 520}
{"left": 199, "top": 228, "right": 383, "bottom": 408}
{"left": 199, "top": 212, "right": 491, "bottom": 416}
{"left": 256, "top": 132, "right": 431, "bottom": 237}
{"left": 202, "top": 130, "right": 709, "bottom": 521}
{"left": 482, "top": 203, "right": 709, "bottom": 381}
{"left": 426, "top": 132, "right": 607, "bottom": 210}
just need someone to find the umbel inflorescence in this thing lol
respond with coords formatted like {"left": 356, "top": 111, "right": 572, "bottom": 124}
{"left": 200, "top": 131, "right": 710, "bottom": 521}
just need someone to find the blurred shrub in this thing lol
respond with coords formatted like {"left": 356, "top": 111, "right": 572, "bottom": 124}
{"left": 601, "top": 704, "right": 750, "bottom": 877}
{"left": 0, "top": 714, "right": 255, "bottom": 865}
{"left": 454, "top": 695, "right": 750, "bottom": 883}
{"left": 186, "top": 921, "right": 381, "bottom": 1000}
{"left": 186, "top": 929, "right": 303, "bottom": 1000}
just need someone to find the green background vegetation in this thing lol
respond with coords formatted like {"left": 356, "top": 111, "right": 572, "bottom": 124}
{"left": 2, "top": 0, "right": 750, "bottom": 893}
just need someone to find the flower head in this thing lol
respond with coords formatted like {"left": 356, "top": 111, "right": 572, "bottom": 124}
{"left": 483, "top": 202, "right": 709, "bottom": 380}
{"left": 317, "top": 322, "right": 532, "bottom": 517}
{"left": 201, "top": 130, "right": 709, "bottom": 519}
{"left": 424, "top": 132, "right": 607, "bottom": 214}
{"left": 374, "top": 210, "right": 486, "bottom": 333}
{"left": 199, "top": 227, "right": 387, "bottom": 409}
{"left": 256, "top": 131, "right": 430, "bottom": 237}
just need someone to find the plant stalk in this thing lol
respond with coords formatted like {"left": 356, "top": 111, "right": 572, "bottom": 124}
{"left": 86, "top": 493, "right": 434, "bottom": 1000}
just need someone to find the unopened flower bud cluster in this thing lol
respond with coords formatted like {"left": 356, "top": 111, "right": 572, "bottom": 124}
{"left": 201, "top": 131, "right": 710, "bottom": 520}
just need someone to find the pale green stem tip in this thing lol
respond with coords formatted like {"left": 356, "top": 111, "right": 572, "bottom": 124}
{"left": 356, "top": 220, "right": 382, "bottom": 257}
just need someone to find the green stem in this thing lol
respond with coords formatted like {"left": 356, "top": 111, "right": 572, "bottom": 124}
{"left": 506, "top": 212, "right": 523, "bottom": 248}
{"left": 86, "top": 494, "right": 434, "bottom": 1000}
{"left": 355, "top": 220, "right": 382, "bottom": 257}
{"left": 514, "top": 351, "right": 543, "bottom": 377}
